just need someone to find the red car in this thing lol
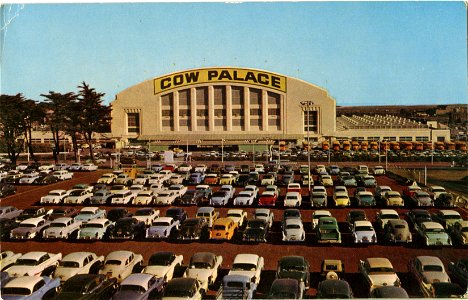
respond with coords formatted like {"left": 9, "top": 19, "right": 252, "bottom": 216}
{"left": 203, "top": 174, "right": 219, "bottom": 185}
{"left": 258, "top": 190, "right": 278, "bottom": 206}
{"left": 402, "top": 182, "right": 422, "bottom": 198}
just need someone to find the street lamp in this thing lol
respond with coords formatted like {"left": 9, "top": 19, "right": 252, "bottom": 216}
{"left": 221, "top": 139, "right": 225, "bottom": 166}
{"left": 300, "top": 100, "right": 314, "bottom": 195}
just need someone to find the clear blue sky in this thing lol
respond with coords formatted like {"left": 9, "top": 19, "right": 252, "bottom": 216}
{"left": 1, "top": 2, "right": 466, "bottom": 106}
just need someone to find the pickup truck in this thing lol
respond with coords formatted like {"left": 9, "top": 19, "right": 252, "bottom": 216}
{"left": 216, "top": 274, "right": 257, "bottom": 300}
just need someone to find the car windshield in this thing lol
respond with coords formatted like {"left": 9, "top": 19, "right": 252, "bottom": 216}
{"left": 444, "top": 215, "right": 461, "bottom": 220}
{"left": 232, "top": 263, "right": 256, "bottom": 271}
{"left": 461, "top": 227, "right": 468, "bottom": 232}
{"left": 369, "top": 267, "right": 394, "bottom": 274}
{"left": 360, "top": 196, "right": 373, "bottom": 201}
{"left": 286, "top": 224, "right": 301, "bottom": 229}
{"left": 82, "top": 223, "right": 103, "bottom": 228}
{"left": 355, "top": 226, "right": 373, "bottom": 231}
{"left": 2, "top": 287, "right": 31, "bottom": 296}
{"left": 78, "top": 211, "right": 94, "bottom": 216}
{"left": 227, "top": 213, "right": 241, "bottom": 218}
{"left": 135, "top": 210, "right": 152, "bottom": 216}
{"left": 69, "top": 190, "right": 84, "bottom": 196}
{"left": 190, "top": 262, "right": 212, "bottom": 269}
{"left": 49, "top": 192, "right": 62, "bottom": 196}
{"left": 152, "top": 222, "right": 170, "bottom": 227}
{"left": 59, "top": 261, "right": 80, "bottom": 268}
{"left": 105, "top": 260, "right": 122, "bottom": 265}
{"left": 149, "top": 255, "right": 171, "bottom": 266}
{"left": 165, "top": 289, "right": 193, "bottom": 297}
{"left": 282, "top": 264, "right": 305, "bottom": 271}
{"left": 213, "top": 225, "right": 226, "bottom": 230}
{"left": 120, "top": 285, "right": 146, "bottom": 293}
{"left": 50, "top": 222, "right": 67, "bottom": 227}
{"left": 381, "top": 214, "right": 399, "bottom": 219}
{"left": 423, "top": 265, "right": 443, "bottom": 272}
{"left": 19, "top": 223, "right": 38, "bottom": 228}
{"left": 426, "top": 228, "right": 445, "bottom": 233}
{"left": 15, "top": 259, "right": 38, "bottom": 265}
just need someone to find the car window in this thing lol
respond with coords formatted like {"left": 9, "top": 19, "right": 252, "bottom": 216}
{"left": 33, "top": 279, "right": 46, "bottom": 292}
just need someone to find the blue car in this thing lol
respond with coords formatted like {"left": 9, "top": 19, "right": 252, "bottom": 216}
{"left": 189, "top": 172, "right": 205, "bottom": 184}
{"left": 2, "top": 276, "right": 60, "bottom": 300}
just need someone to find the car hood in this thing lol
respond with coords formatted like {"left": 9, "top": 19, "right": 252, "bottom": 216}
{"left": 422, "top": 272, "right": 450, "bottom": 284}
{"left": 143, "top": 265, "right": 169, "bottom": 278}
{"left": 228, "top": 270, "right": 255, "bottom": 281}
{"left": 185, "top": 269, "right": 212, "bottom": 284}
{"left": 75, "top": 215, "right": 94, "bottom": 222}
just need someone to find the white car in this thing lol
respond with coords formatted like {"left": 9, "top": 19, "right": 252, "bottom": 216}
{"left": 38, "top": 164, "right": 55, "bottom": 171}
{"left": 53, "top": 163, "right": 69, "bottom": 171}
{"left": 0, "top": 206, "right": 23, "bottom": 220}
{"left": 261, "top": 174, "right": 276, "bottom": 186}
{"left": 184, "top": 252, "right": 223, "bottom": 291}
{"left": 359, "top": 257, "right": 401, "bottom": 292}
{"left": 54, "top": 252, "right": 104, "bottom": 282}
{"left": 18, "top": 173, "right": 40, "bottom": 184}
{"left": 111, "top": 190, "right": 135, "bottom": 205}
{"left": 254, "top": 164, "right": 265, "bottom": 173}
{"left": 74, "top": 207, "right": 106, "bottom": 223}
{"left": 97, "top": 173, "right": 117, "bottom": 184}
{"left": 155, "top": 190, "right": 178, "bottom": 205}
{"left": 80, "top": 163, "right": 98, "bottom": 171}
{"left": 0, "top": 251, "right": 22, "bottom": 271}
{"left": 282, "top": 218, "right": 306, "bottom": 242}
{"left": 168, "top": 184, "right": 188, "bottom": 198}
{"left": 375, "top": 186, "right": 392, "bottom": 199}
{"left": 178, "top": 164, "right": 193, "bottom": 173}
{"left": 10, "top": 217, "right": 51, "bottom": 240}
{"left": 133, "top": 173, "right": 150, "bottom": 185}
{"left": 63, "top": 189, "right": 92, "bottom": 204}
{"left": 133, "top": 190, "right": 156, "bottom": 205}
{"left": 373, "top": 166, "right": 386, "bottom": 175}
{"left": 427, "top": 186, "right": 446, "bottom": 200}
{"left": 226, "top": 209, "right": 248, "bottom": 227}
{"left": 244, "top": 185, "right": 259, "bottom": 199}
{"left": 228, "top": 254, "right": 264, "bottom": 285}
{"left": 408, "top": 256, "right": 450, "bottom": 297}
{"left": 68, "top": 163, "right": 82, "bottom": 171}
{"left": 254, "top": 208, "right": 274, "bottom": 228}
{"left": 99, "top": 250, "right": 143, "bottom": 283}
{"left": 77, "top": 218, "right": 114, "bottom": 240}
{"left": 352, "top": 220, "right": 377, "bottom": 244}
{"left": 5, "top": 251, "right": 62, "bottom": 277}
{"left": 129, "top": 184, "right": 146, "bottom": 196}
{"left": 114, "top": 174, "right": 133, "bottom": 185}
{"left": 143, "top": 252, "right": 183, "bottom": 281}
{"left": 40, "top": 189, "right": 70, "bottom": 204}
{"left": 52, "top": 170, "right": 73, "bottom": 180}
{"left": 376, "top": 209, "right": 400, "bottom": 229}
{"left": 133, "top": 208, "right": 160, "bottom": 226}
{"left": 149, "top": 183, "right": 165, "bottom": 195}
{"left": 312, "top": 210, "right": 332, "bottom": 229}
{"left": 42, "top": 217, "right": 81, "bottom": 239}
{"left": 194, "top": 164, "right": 207, "bottom": 173}
{"left": 219, "top": 184, "right": 236, "bottom": 199}
{"left": 284, "top": 192, "right": 302, "bottom": 207}
{"left": 146, "top": 217, "right": 180, "bottom": 239}
{"left": 2, "top": 276, "right": 60, "bottom": 299}
{"left": 233, "top": 191, "right": 255, "bottom": 206}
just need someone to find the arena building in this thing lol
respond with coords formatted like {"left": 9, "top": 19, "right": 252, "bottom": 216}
{"left": 110, "top": 67, "right": 450, "bottom": 150}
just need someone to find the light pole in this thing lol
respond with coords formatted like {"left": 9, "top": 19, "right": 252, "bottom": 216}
{"left": 221, "top": 139, "right": 224, "bottom": 166}
{"left": 300, "top": 100, "right": 314, "bottom": 195}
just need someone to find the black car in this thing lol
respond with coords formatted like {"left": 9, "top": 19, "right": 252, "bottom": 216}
{"left": 178, "top": 190, "right": 206, "bottom": 206}
{"left": 431, "top": 282, "right": 465, "bottom": 298}
{"left": 107, "top": 208, "right": 132, "bottom": 222}
{"left": 236, "top": 174, "right": 251, "bottom": 187}
{"left": 268, "top": 278, "right": 302, "bottom": 299}
{"left": 33, "top": 174, "right": 59, "bottom": 185}
{"left": 370, "top": 286, "right": 409, "bottom": 298}
{"left": 178, "top": 218, "right": 209, "bottom": 241}
{"left": 49, "top": 207, "right": 80, "bottom": 221}
{"left": 15, "top": 207, "right": 51, "bottom": 223}
{"left": 279, "top": 174, "right": 294, "bottom": 186}
{"left": 406, "top": 209, "right": 432, "bottom": 229}
{"left": 316, "top": 279, "right": 353, "bottom": 299}
{"left": 163, "top": 278, "right": 204, "bottom": 299}
{"left": 276, "top": 256, "right": 310, "bottom": 289}
{"left": 240, "top": 164, "right": 250, "bottom": 173}
{"left": 346, "top": 210, "right": 367, "bottom": 230}
{"left": 0, "top": 218, "right": 18, "bottom": 240}
{"left": 243, "top": 219, "right": 268, "bottom": 243}
{"left": 166, "top": 207, "right": 187, "bottom": 223}
{"left": 55, "top": 274, "right": 118, "bottom": 300}
{"left": 448, "top": 259, "right": 468, "bottom": 290}
{"left": 0, "top": 183, "right": 16, "bottom": 197}
{"left": 109, "top": 217, "right": 146, "bottom": 239}
{"left": 434, "top": 192, "right": 455, "bottom": 207}
{"left": 92, "top": 183, "right": 108, "bottom": 193}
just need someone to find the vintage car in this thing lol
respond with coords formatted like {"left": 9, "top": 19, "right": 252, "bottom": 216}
{"left": 210, "top": 218, "right": 238, "bottom": 240}
{"left": 316, "top": 279, "right": 353, "bottom": 299}
{"left": 427, "top": 185, "right": 447, "bottom": 200}
{"left": 382, "top": 191, "right": 404, "bottom": 207}
{"left": 89, "top": 189, "right": 112, "bottom": 205}
{"left": 449, "top": 220, "right": 468, "bottom": 246}
{"left": 383, "top": 219, "right": 412, "bottom": 243}
{"left": 194, "top": 164, "right": 208, "bottom": 173}
{"left": 74, "top": 207, "right": 106, "bottom": 223}
{"left": 311, "top": 190, "right": 327, "bottom": 207}
{"left": 155, "top": 190, "right": 178, "bottom": 205}
{"left": 359, "top": 257, "right": 400, "bottom": 292}
{"left": 254, "top": 208, "right": 274, "bottom": 228}
{"left": 431, "top": 210, "right": 463, "bottom": 229}
{"left": 258, "top": 191, "right": 278, "bottom": 206}
{"left": 149, "top": 183, "right": 165, "bottom": 195}
{"left": 282, "top": 218, "right": 306, "bottom": 242}
{"left": 228, "top": 254, "right": 264, "bottom": 285}
{"left": 280, "top": 174, "right": 294, "bottom": 186}
{"left": 434, "top": 192, "right": 456, "bottom": 207}
{"left": 0, "top": 218, "right": 18, "bottom": 241}
{"left": 68, "top": 163, "right": 82, "bottom": 172}
{"left": 287, "top": 183, "right": 302, "bottom": 194}
{"left": 143, "top": 251, "right": 183, "bottom": 281}
{"left": 109, "top": 217, "right": 146, "bottom": 239}
{"left": 179, "top": 190, "right": 206, "bottom": 206}
{"left": 195, "top": 184, "right": 213, "bottom": 198}
{"left": 132, "top": 190, "right": 156, "bottom": 205}
{"left": 369, "top": 286, "right": 409, "bottom": 298}
{"left": 133, "top": 208, "right": 160, "bottom": 226}
{"left": 360, "top": 175, "right": 377, "bottom": 187}
{"left": 55, "top": 274, "right": 118, "bottom": 299}
{"left": 179, "top": 218, "right": 209, "bottom": 240}
{"left": 265, "top": 185, "right": 280, "bottom": 198}
{"left": 320, "top": 259, "right": 345, "bottom": 280}
{"left": 133, "top": 173, "right": 150, "bottom": 186}
{"left": 375, "top": 186, "right": 392, "bottom": 200}
{"left": 276, "top": 255, "right": 310, "bottom": 289}
{"left": 33, "top": 174, "right": 59, "bottom": 185}
{"left": 5, "top": 251, "right": 62, "bottom": 277}
{"left": 77, "top": 218, "right": 114, "bottom": 240}
{"left": 163, "top": 278, "right": 204, "bottom": 300}
{"left": 97, "top": 173, "right": 117, "bottom": 184}
{"left": 18, "top": 173, "right": 40, "bottom": 184}
{"left": 63, "top": 189, "right": 93, "bottom": 205}
{"left": 114, "top": 173, "right": 133, "bottom": 186}
{"left": 210, "top": 190, "right": 231, "bottom": 206}
{"left": 408, "top": 256, "right": 450, "bottom": 297}
{"left": 216, "top": 274, "right": 257, "bottom": 300}
{"left": 107, "top": 208, "right": 131, "bottom": 222}
{"left": 346, "top": 210, "right": 367, "bottom": 230}
{"left": 1, "top": 251, "right": 22, "bottom": 271}
{"left": 99, "top": 251, "right": 144, "bottom": 283}
{"left": 267, "top": 278, "right": 303, "bottom": 299}
{"left": 311, "top": 210, "right": 332, "bottom": 230}
{"left": 2, "top": 276, "right": 60, "bottom": 300}
{"left": 372, "top": 166, "right": 386, "bottom": 176}
{"left": 448, "top": 259, "right": 468, "bottom": 290}
{"left": 146, "top": 217, "right": 180, "bottom": 239}
{"left": 219, "top": 174, "right": 236, "bottom": 185}
{"left": 233, "top": 191, "right": 256, "bottom": 206}
{"left": 196, "top": 207, "right": 219, "bottom": 227}
{"left": 189, "top": 173, "right": 205, "bottom": 185}
{"left": 406, "top": 209, "right": 432, "bottom": 229}
{"left": 166, "top": 207, "right": 188, "bottom": 223}
{"left": 80, "top": 163, "right": 98, "bottom": 171}
{"left": 243, "top": 219, "right": 269, "bottom": 243}
{"left": 376, "top": 209, "right": 400, "bottom": 229}
{"left": 203, "top": 174, "right": 219, "bottom": 185}
{"left": 410, "top": 190, "right": 434, "bottom": 206}
{"left": 261, "top": 174, "right": 276, "bottom": 186}
{"left": 184, "top": 252, "right": 223, "bottom": 291}
{"left": 129, "top": 184, "right": 146, "bottom": 196}
{"left": 0, "top": 206, "right": 23, "bottom": 220}
{"left": 429, "top": 282, "right": 466, "bottom": 298}
{"left": 168, "top": 184, "right": 188, "bottom": 199}
{"left": 10, "top": 217, "right": 50, "bottom": 240}
{"left": 284, "top": 192, "right": 302, "bottom": 207}
{"left": 15, "top": 207, "right": 52, "bottom": 223}
{"left": 112, "top": 273, "right": 165, "bottom": 300}
{"left": 417, "top": 222, "right": 452, "bottom": 247}
{"left": 333, "top": 191, "right": 350, "bottom": 207}
{"left": 52, "top": 170, "right": 73, "bottom": 180}
{"left": 340, "top": 174, "right": 357, "bottom": 187}
{"left": 110, "top": 190, "right": 134, "bottom": 205}
{"left": 42, "top": 217, "right": 81, "bottom": 239}
{"left": 54, "top": 252, "right": 104, "bottom": 282}
{"left": 48, "top": 207, "right": 79, "bottom": 221}
{"left": 356, "top": 191, "right": 376, "bottom": 206}
{"left": 316, "top": 217, "right": 341, "bottom": 243}
{"left": 320, "top": 174, "right": 333, "bottom": 186}
{"left": 352, "top": 220, "right": 377, "bottom": 244}
{"left": 226, "top": 209, "right": 247, "bottom": 228}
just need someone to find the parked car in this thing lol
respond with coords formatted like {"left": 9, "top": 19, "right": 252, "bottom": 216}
{"left": 316, "top": 279, "right": 353, "bottom": 298}
{"left": 449, "top": 220, "right": 468, "bottom": 246}
{"left": 356, "top": 191, "right": 376, "bottom": 206}
{"left": 179, "top": 190, "right": 206, "bottom": 206}
{"left": 369, "top": 286, "right": 409, "bottom": 298}
{"left": 216, "top": 274, "right": 256, "bottom": 300}
{"left": 74, "top": 207, "right": 106, "bottom": 223}
{"left": 146, "top": 217, "right": 179, "bottom": 239}
{"left": 254, "top": 208, "right": 274, "bottom": 228}
{"left": 408, "top": 256, "right": 450, "bottom": 297}
{"left": 154, "top": 190, "right": 178, "bottom": 205}
{"left": 0, "top": 219, "right": 18, "bottom": 241}
{"left": 63, "top": 189, "right": 93, "bottom": 205}
{"left": 383, "top": 191, "right": 404, "bottom": 206}
{"left": 99, "top": 250, "right": 143, "bottom": 283}
{"left": 109, "top": 217, "right": 145, "bottom": 239}
{"left": 15, "top": 207, "right": 52, "bottom": 223}
{"left": 431, "top": 210, "right": 463, "bottom": 229}
{"left": 10, "top": 217, "right": 51, "bottom": 240}
{"left": 376, "top": 209, "right": 400, "bottom": 229}
{"left": 316, "top": 217, "right": 341, "bottom": 243}
{"left": 284, "top": 192, "right": 302, "bottom": 207}
{"left": 42, "top": 217, "right": 81, "bottom": 239}
{"left": 163, "top": 277, "right": 204, "bottom": 300}
{"left": 0, "top": 206, "right": 23, "bottom": 220}
{"left": 406, "top": 209, "right": 432, "bottom": 229}
{"left": 267, "top": 278, "right": 303, "bottom": 299}
{"left": 416, "top": 222, "right": 452, "bottom": 247}
{"left": 196, "top": 207, "right": 219, "bottom": 227}
{"left": 434, "top": 192, "right": 456, "bottom": 207}
{"left": 383, "top": 219, "right": 412, "bottom": 243}
{"left": 81, "top": 163, "right": 98, "bottom": 171}
{"left": 55, "top": 274, "right": 118, "bottom": 299}
{"left": 107, "top": 208, "right": 131, "bottom": 222}
{"left": 97, "top": 173, "right": 117, "bottom": 184}
{"left": 165, "top": 207, "right": 188, "bottom": 223}
{"left": 52, "top": 170, "right": 74, "bottom": 180}
{"left": 228, "top": 254, "right": 264, "bottom": 285}
{"left": 2, "top": 275, "right": 60, "bottom": 300}
{"left": 351, "top": 220, "right": 377, "bottom": 244}
{"left": 276, "top": 255, "right": 310, "bottom": 290}
{"left": 282, "top": 218, "right": 306, "bottom": 242}
{"left": 112, "top": 273, "right": 165, "bottom": 300}
{"left": 5, "top": 251, "right": 62, "bottom": 277}
{"left": 226, "top": 209, "right": 247, "bottom": 228}
{"left": 346, "top": 210, "right": 367, "bottom": 230}
{"left": 333, "top": 191, "right": 350, "bottom": 207}
{"left": 133, "top": 190, "right": 156, "bottom": 205}
{"left": 203, "top": 174, "right": 219, "bottom": 185}
{"left": 320, "top": 259, "right": 345, "bottom": 280}
{"left": 143, "top": 251, "right": 183, "bottom": 281}
{"left": 179, "top": 218, "right": 209, "bottom": 241}
{"left": 77, "top": 218, "right": 114, "bottom": 240}
{"left": 54, "top": 252, "right": 104, "bottom": 282}
{"left": 258, "top": 191, "right": 278, "bottom": 206}
{"left": 48, "top": 207, "right": 79, "bottom": 221}
{"left": 243, "top": 219, "right": 269, "bottom": 243}
{"left": 0, "top": 251, "right": 22, "bottom": 271}
{"left": 90, "top": 189, "right": 113, "bottom": 205}
{"left": 359, "top": 257, "right": 400, "bottom": 292}
{"left": 133, "top": 208, "right": 160, "bottom": 226}
{"left": 311, "top": 210, "right": 332, "bottom": 230}
{"left": 184, "top": 252, "right": 223, "bottom": 291}
{"left": 448, "top": 259, "right": 468, "bottom": 290}
{"left": 210, "top": 190, "right": 231, "bottom": 206}
{"left": 410, "top": 190, "right": 434, "bottom": 206}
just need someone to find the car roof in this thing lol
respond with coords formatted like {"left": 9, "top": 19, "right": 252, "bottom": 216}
{"left": 279, "top": 256, "right": 307, "bottom": 266}
{"left": 121, "top": 273, "right": 155, "bottom": 286}
{"left": 154, "top": 217, "right": 174, "bottom": 223}
{"left": 106, "top": 250, "right": 134, "bottom": 260}
{"left": 80, "top": 207, "right": 99, "bottom": 212}
{"left": 255, "top": 208, "right": 271, "bottom": 214}
{"left": 416, "top": 256, "right": 444, "bottom": 266}
{"left": 166, "top": 277, "right": 198, "bottom": 291}
{"left": 227, "top": 209, "right": 244, "bottom": 214}
{"left": 438, "top": 210, "right": 460, "bottom": 216}
{"left": 388, "top": 219, "right": 408, "bottom": 226}
{"left": 20, "top": 251, "right": 49, "bottom": 259}
{"left": 214, "top": 218, "right": 234, "bottom": 226}
{"left": 422, "top": 222, "right": 444, "bottom": 229}
{"left": 380, "top": 209, "right": 399, "bottom": 215}
{"left": 190, "top": 252, "right": 216, "bottom": 264}
{"left": 51, "top": 217, "right": 73, "bottom": 223}
{"left": 62, "top": 252, "right": 95, "bottom": 261}
{"left": 197, "top": 207, "right": 215, "bottom": 213}
{"left": 318, "top": 279, "right": 352, "bottom": 294}
{"left": 367, "top": 258, "right": 393, "bottom": 268}
{"left": 4, "top": 276, "right": 43, "bottom": 289}
{"left": 285, "top": 218, "right": 303, "bottom": 225}
{"left": 233, "top": 254, "right": 260, "bottom": 265}
{"left": 20, "top": 217, "right": 45, "bottom": 225}
{"left": 354, "top": 220, "right": 373, "bottom": 227}
{"left": 372, "top": 286, "right": 409, "bottom": 298}
{"left": 87, "top": 218, "right": 109, "bottom": 225}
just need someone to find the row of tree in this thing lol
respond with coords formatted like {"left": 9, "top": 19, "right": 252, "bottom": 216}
{"left": 0, "top": 82, "right": 111, "bottom": 166}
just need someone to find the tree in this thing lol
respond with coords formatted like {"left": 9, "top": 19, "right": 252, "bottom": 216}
{"left": 22, "top": 99, "right": 45, "bottom": 162}
{"left": 76, "top": 82, "right": 112, "bottom": 163}
{"left": 0, "top": 94, "right": 27, "bottom": 166}
{"left": 41, "top": 91, "right": 78, "bottom": 163}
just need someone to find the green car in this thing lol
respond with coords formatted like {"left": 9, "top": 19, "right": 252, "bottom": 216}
{"left": 316, "top": 217, "right": 341, "bottom": 244}
{"left": 417, "top": 222, "right": 452, "bottom": 246}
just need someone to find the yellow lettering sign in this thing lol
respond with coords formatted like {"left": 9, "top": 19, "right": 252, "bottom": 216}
{"left": 154, "top": 68, "right": 287, "bottom": 94}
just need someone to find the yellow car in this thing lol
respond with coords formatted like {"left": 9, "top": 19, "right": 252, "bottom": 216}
{"left": 210, "top": 218, "right": 238, "bottom": 240}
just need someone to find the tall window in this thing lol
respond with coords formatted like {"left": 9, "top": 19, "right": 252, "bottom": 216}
{"left": 303, "top": 110, "right": 318, "bottom": 133}
{"left": 127, "top": 113, "right": 140, "bottom": 134}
